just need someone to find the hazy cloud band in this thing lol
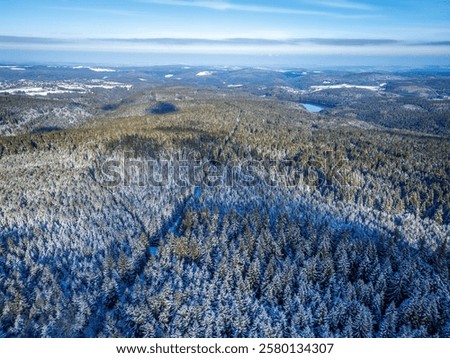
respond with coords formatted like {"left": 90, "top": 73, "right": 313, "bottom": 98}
{"left": 0, "top": 36, "right": 449, "bottom": 56}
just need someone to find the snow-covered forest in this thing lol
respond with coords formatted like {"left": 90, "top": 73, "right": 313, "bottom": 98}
{"left": 0, "top": 85, "right": 449, "bottom": 337}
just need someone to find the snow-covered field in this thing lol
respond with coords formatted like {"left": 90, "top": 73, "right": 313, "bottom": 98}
{"left": 0, "top": 79, "right": 132, "bottom": 97}
{"left": 196, "top": 71, "right": 214, "bottom": 77}
{"left": 0, "top": 87, "right": 75, "bottom": 96}
{"left": 310, "top": 83, "right": 386, "bottom": 92}
{"left": 73, "top": 66, "right": 116, "bottom": 72}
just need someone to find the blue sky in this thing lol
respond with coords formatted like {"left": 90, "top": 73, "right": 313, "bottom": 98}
{"left": 0, "top": 0, "right": 449, "bottom": 66}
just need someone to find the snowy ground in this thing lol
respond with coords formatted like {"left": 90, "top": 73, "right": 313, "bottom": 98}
{"left": 0, "top": 79, "right": 132, "bottom": 97}
{"left": 310, "top": 83, "right": 386, "bottom": 92}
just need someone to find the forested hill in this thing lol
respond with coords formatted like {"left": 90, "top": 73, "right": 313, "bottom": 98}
{"left": 0, "top": 74, "right": 449, "bottom": 337}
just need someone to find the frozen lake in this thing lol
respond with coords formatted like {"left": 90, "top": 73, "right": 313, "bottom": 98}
{"left": 301, "top": 103, "right": 324, "bottom": 113}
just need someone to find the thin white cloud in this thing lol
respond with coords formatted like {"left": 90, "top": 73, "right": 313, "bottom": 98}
{"left": 1, "top": 36, "right": 448, "bottom": 57}
{"left": 137, "top": 0, "right": 377, "bottom": 18}
{"left": 46, "top": 6, "right": 141, "bottom": 17}
{"left": 308, "top": 0, "right": 376, "bottom": 11}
